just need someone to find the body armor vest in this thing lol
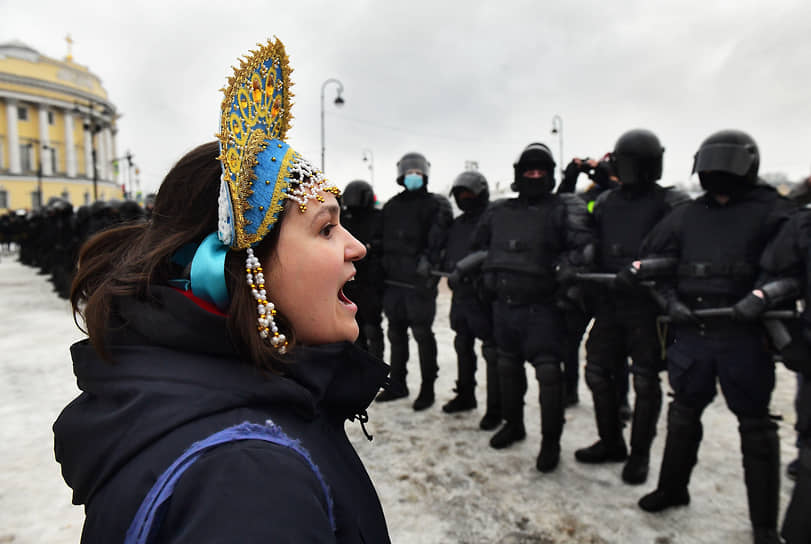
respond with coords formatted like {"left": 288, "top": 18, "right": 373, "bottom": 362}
{"left": 381, "top": 189, "right": 443, "bottom": 284}
{"left": 597, "top": 186, "right": 670, "bottom": 272}
{"left": 484, "top": 197, "right": 563, "bottom": 301}
{"left": 677, "top": 192, "right": 780, "bottom": 299}
{"left": 444, "top": 209, "right": 486, "bottom": 298}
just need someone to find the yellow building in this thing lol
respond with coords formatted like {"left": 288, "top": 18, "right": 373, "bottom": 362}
{"left": 0, "top": 40, "right": 120, "bottom": 212}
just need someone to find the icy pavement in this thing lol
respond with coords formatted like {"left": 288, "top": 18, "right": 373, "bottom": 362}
{"left": 0, "top": 254, "right": 801, "bottom": 543}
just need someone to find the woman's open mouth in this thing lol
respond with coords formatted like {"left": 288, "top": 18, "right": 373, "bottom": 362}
{"left": 338, "top": 278, "right": 357, "bottom": 310}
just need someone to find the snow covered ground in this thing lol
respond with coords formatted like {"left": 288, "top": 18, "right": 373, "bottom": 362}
{"left": 0, "top": 254, "right": 801, "bottom": 543}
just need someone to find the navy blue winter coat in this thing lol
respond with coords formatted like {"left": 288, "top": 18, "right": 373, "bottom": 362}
{"left": 53, "top": 285, "right": 391, "bottom": 543}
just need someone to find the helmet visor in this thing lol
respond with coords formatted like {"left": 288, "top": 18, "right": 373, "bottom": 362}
{"left": 692, "top": 143, "right": 756, "bottom": 176}
{"left": 397, "top": 156, "right": 430, "bottom": 178}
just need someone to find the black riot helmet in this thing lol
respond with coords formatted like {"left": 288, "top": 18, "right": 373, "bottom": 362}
{"left": 611, "top": 129, "right": 664, "bottom": 186}
{"left": 693, "top": 129, "right": 760, "bottom": 195}
{"left": 450, "top": 171, "right": 489, "bottom": 212}
{"left": 512, "top": 142, "right": 556, "bottom": 194}
{"left": 342, "top": 180, "right": 376, "bottom": 210}
{"left": 396, "top": 152, "right": 430, "bottom": 185}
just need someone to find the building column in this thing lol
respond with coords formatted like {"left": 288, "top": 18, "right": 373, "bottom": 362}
{"left": 64, "top": 109, "right": 76, "bottom": 178}
{"left": 103, "top": 127, "right": 114, "bottom": 182}
{"left": 38, "top": 104, "right": 52, "bottom": 176}
{"left": 6, "top": 99, "right": 20, "bottom": 174}
{"left": 83, "top": 119, "right": 93, "bottom": 178}
{"left": 97, "top": 124, "right": 108, "bottom": 181}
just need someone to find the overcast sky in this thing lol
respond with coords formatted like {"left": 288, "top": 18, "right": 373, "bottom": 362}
{"left": 2, "top": 0, "right": 810, "bottom": 202}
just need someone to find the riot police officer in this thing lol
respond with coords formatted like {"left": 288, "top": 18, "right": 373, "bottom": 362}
{"left": 341, "top": 180, "right": 385, "bottom": 361}
{"left": 376, "top": 152, "right": 452, "bottom": 411}
{"left": 442, "top": 171, "right": 500, "bottom": 427}
{"left": 557, "top": 153, "right": 624, "bottom": 409}
{"left": 634, "top": 130, "right": 796, "bottom": 544}
{"left": 473, "top": 142, "right": 592, "bottom": 472}
{"left": 735, "top": 208, "right": 811, "bottom": 544}
{"left": 574, "top": 129, "right": 690, "bottom": 485}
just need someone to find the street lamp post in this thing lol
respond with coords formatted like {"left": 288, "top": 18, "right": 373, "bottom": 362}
{"left": 320, "top": 78, "right": 345, "bottom": 172}
{"left": 73, "top": 101, "right": 106, "bottom": 202}
{"left": 551, "top": 114, "right": 564, "bottom": 176}
{"left": 362, "top": 148, "right": 374, "bottom": 187}
{"left": 112, "top": 150, "right": 135, "bottom": 198}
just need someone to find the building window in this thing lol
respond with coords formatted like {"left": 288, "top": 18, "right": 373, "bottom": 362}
{"left": 19, "top": 144, "right": 33, "bottom": 172}
{"left": 17, "top": 106, "right": 28, "bottom": 121}
{"left": 84, "top": 191, "right": 90, "bottom": 205}
{"left": 0, "top": 190, "right": 7, "bottom": 209}
{"left": 47, "top": 110, "right": 55, "bottom": 125}
{"left": 49, "top": 147, "right": 58, "bottom": 174}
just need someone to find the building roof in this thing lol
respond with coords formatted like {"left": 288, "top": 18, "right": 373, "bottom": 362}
{"left": 0, "top": 39, "right": 112, "bottom": 109}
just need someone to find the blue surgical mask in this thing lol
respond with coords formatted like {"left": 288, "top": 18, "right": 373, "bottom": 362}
{"left": 404, "top": 173, "right": 424, "bottom": 191}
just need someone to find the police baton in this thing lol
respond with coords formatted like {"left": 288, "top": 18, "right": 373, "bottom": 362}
{"left": 658, "top": 308, "right": 797, "bottom": 349}
{"left": 574, "top": 272, "right": 655, "bottom": 287}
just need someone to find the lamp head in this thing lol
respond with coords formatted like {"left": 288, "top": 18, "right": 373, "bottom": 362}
{"left": 334, "top": 94, "right": 345, "bottom": 107}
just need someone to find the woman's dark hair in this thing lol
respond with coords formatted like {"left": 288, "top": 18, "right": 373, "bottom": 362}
{"left": 71, "top": 141, "right": 294, "bottom": 373}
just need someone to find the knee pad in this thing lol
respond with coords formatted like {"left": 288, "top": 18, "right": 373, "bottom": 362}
{"left": 738, "top": 415, "right": 778, "bottom": 436}
{"left": 387, "top": 324, "right": 408, "bottom": 343}
{"left": 411, "top": 325, "right": 434, "bottom": 344}
{"left": 585, "top": 363, "right": 613, "bottom": 393}
{"left": 454, "top": 332, "right": 475, "bottom": 354}
{"left": 669, "top": 401, "right": 703, "bottom": 428}
{"left": 535, "top": 361, "right": 563, "bottom": 385}
{"left": 632, "top": 366, "right": 661, "bottom": 395}
{"left": 481, "top": 342, "right": 498, "bottom": 365}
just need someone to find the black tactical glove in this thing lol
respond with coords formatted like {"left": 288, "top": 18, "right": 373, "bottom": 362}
{"left": 416, "top": 255, "right": 431, "bottom": 278}
{"left": 614, "top": 263, "right": 641, "bottom": 290}
{"left": 732, "top": 289, "right": 768, "bottom": 321}
{"left": 591, "top": 161, "right": 615, "bottom": 188}
{"left": 668, "top": 299, "right": 699, "bottom": 325}
{"left": 555, "top": 263, "right": 577, "bottom": 286}
{"left": 447, "top": 268, "right": 461, "bottom": 291}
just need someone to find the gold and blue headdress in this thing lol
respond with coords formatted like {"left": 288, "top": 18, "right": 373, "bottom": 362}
{"left": 216, "top": 37, "right": 340, "bottom": 249}
{"left": 176, "top": 38, "right": 339, "bottom": 354}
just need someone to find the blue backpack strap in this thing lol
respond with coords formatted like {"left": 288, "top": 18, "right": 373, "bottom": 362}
{"left": 125, "top": 420, "right": 335, "bottom": 544}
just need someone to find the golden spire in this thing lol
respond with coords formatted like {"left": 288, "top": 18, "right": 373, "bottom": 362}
{"left": 65, "top": 34, "right": 73, "bottom": 62}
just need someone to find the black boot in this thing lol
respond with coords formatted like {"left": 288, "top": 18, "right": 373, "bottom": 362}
{"left": 535, "top": 361, "right": 565, "bottom": 473}
{"left": 377, "top": 324, "right": 409, "bottom": 402}
{"left": 412, "top": 325, "right": 438, "bottom": 411}
{"left": 412, "top": 380, "right": 435, "bottom": 411}
{"left": 375, "top": 381, "right": 408, "bottom": 402}
{"left": 639, "top": 401, "right": 702, "bottom": 512}
{"left": 739, "top": 417, "right": 780, "bottom": 543}
{"left": 490, "top": 356, "right": 526, "bottom": 449}
{"left": 622, "top": 368, "right": 662, "bottom": 485}
{"left": 442, "top": 389, "right": 476, "bottom": 413}
{"left": 479, "top": 344, "right": 502, "bottom": 430}
{"left": 575, "top": 364, "right": 627, "bottom": 464}
{"left": 781, "top": 441, "right": 811, "bottom": 544}
{"left": 443, "top": 333, "right": 477, "bottom": 413}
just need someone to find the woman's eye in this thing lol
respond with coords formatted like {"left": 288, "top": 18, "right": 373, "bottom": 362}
{"left": 320, "top": 224, "right": 335, "bottom": 237}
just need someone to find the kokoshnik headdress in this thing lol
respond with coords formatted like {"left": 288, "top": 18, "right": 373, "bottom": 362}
{"left": 182, "top": 38, "right": 340, "bottom": 355}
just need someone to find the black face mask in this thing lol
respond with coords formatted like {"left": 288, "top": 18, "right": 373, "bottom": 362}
{"left": 699, "top": 171, "right": 750, "bottom": 198}
{"left": 456, "top": 197, "right": 481, "bottom": 212}
{"left": 514, "top": 178, "right": 550, "bottom": 199}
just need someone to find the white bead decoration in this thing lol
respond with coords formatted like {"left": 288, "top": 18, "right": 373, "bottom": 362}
{"left": 245, "top": 248, "right": 288, "bottom": 353}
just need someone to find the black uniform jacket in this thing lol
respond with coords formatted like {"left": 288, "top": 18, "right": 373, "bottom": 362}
{"left": 53, "top": 285, "right": 391, "bottom": 543}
